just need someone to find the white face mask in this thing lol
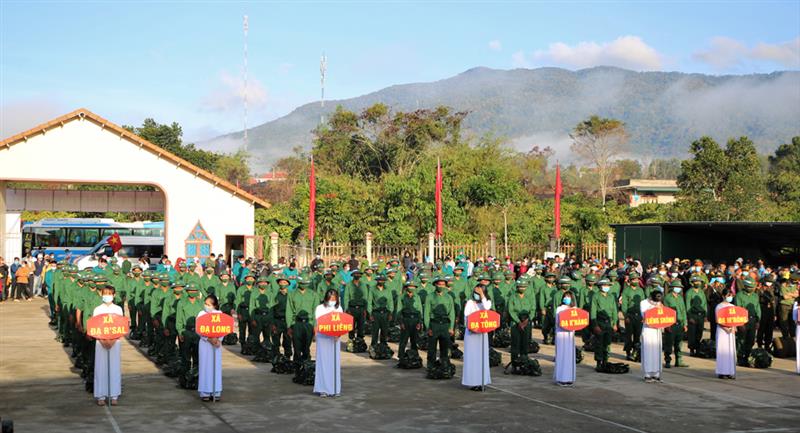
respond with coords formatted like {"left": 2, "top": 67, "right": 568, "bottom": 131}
{"left": 327, "top": 301, "right": 337, "bottom": 308}
{"left": 204, "top": 305, "right": 214, "bottom": 313}
{"left": 102, "top": 295, "right": 114, "bottom": 304}
{"left": 659, "top": 271, "right": 667, "bottom": 276}
{"left": 670, "top": 273, "right": 678, "bottom": 278}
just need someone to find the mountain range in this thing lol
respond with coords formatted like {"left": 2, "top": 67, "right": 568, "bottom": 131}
{"left": 200, "top": 66, "right": 800, "bottom": 173}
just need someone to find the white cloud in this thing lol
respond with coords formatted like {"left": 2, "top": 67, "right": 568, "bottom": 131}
{"left": 694, "top": 36, "right": 800, "bottom": 70}
{"left": 488, "top": 40, "right": 502, "bottom": 51}
{"left": 201, "top": 71, "right": 268, "bottom": 112}
{"left": 511, "top": 50, "right": 531, "bottom": 68}
{"left": 530, "top": 36, "right": 663, "bottom": 71}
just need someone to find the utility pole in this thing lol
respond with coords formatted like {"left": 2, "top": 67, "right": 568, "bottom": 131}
{"left": 243, "top": 15, "right": 249, "bottom": 152}
{"left": 320, "top": 52, "right": 327, "bottom": 125}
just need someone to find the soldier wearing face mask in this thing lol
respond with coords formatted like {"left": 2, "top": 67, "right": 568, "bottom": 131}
{"left": 734, "top": 277, "right": 760, "bottom": 365}
{"left": 621, "top": 272, "right": 645, "bottom": 361}
{"left": 591, "top": 278, "right": 618, "bottom": 370}
{"left": 707, "top": 275, "right": 726, "bottom": 341}
{"left": 686, "top": 275, "right": 708, "bottom": 356}
{"left": 663, "top": 280, "right": 688, "bottom": 368}
{"left": 757, "top": 274, "right": 776, "bottom": 351}
{"left": 508, "top": 280, "right": 537, "bottom": 365}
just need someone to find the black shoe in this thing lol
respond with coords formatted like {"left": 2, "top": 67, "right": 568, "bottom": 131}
{"left": 664, "top": 362, "right": 671, "bottom": 369}
{"left": 470, "top": 386, "right": 483, "bottom": 391}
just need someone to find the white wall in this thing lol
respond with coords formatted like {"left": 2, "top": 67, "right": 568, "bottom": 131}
{"left": 0, "top": 117, "right": 254, "bottom": 259}
{"left": 4, "top": 212, "right": 22, "bottom": 260}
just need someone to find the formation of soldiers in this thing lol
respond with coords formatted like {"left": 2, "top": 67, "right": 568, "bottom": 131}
{"left": 46, "top": 252, "right": 800, "bottom": 392}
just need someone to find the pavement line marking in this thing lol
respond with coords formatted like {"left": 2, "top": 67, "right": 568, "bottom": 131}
{"left": 487, "top": 384, "right": 650, "bottom": 433}
{"left": 660, "top": 381, "right": 800, "bottom": 413}
{"left": 103, "top": 405, "right": 123, "bottom": 433}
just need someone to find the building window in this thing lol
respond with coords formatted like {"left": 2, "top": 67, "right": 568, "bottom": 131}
{"left": 185, "top": 221, "right": 212, "bottom": 260}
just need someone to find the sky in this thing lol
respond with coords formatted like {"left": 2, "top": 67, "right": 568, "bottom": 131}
{"left": 2, "top": 0, "right": 799, "bottom": 144}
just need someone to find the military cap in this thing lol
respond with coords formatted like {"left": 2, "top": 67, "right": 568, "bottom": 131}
{"left": 742, "top": 277, "right": 756, "bottom": 288}
{"left": 544, "top": 271, "right": 557, "bottom": 278}
{"left": 597, "top": 278, "right": 611, "bottom": 286}
{"left": 404, "top": 281, "right": 417, "bottom": 289}
{"left": 185, "top": 283, "right": 199, "bottom": 291}
{"left": 669, "top": 279, "right": 683, "bottom": 288}
{"left": 516, "top": 280, "right": 528, "bottom": 288}
{"left": 297, "top": 277, "right": 311, "bottom": 287}
{"left": 689, "top": 274, "right": 703, "bottom": 283}
{"left": 585, "top": 274, "right": 598, "bottom": 283}
{"left": 629, "top": 271, "right": 640, "bottom": 279}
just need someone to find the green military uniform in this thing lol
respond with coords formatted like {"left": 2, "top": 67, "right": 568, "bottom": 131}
{"left": 777, "top": 275, "right": 798, "bottom": 338}
{"left": 424, "top": 283, "right": 455, "bottom": 368}
{"left": 591, "top": 279, "right": 618, "bottom": 368}
{"left": 127, "top": 268, "right": 144, "bottom": 338}
{"left": 176, "top": 284, "right": 204, "bottom": 372}
{"left": 620, "top": 272, "right": 646, "bottom": 360}
{"left": 508, "top": 280, "right": 537, "bottom": 363}
{"left": 236, "top": 275, "right": 256, "bottom": 354}
{"left": 685, "top": 275, "right": 708, "bottom": 355}
{"left": 368, "top": 276, "right": 394, "bottom": 347}
{"left": 663, "top": 280, "right": 688, "bottom": 368}
{"left": 343, "top": 271, "right": 369, "bottom": 340}
{"left": 538, "top": 272, "right": 557, "bottom": 344}
{"left": 197, "top": 268, "right": 220, "bottom": 297}
{"left": 734, "top": 277, "right": 761, "bottom": 364}
{"left": 271, "top": 279, "right": 292, "bottom": 357}
{"left": 160, "top": 282, "right": 184, "bottom": 363}
{"left": 149, "top": 274, "right": 172, "bottom": 357}
{"left": 286, "top": 278, "right": 318, "bottom": 363}
{"left": 398, "top": 282, "right": 423, "bottom": 356}
{"left": 250, "top": 277, "right": 275, "bottom": 348}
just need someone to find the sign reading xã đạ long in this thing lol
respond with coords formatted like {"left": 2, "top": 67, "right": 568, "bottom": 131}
{"left": 197, "top": 312, "right": 235, "bottom": 338}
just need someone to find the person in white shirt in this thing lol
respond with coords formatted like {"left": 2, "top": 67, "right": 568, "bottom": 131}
{"left": 197, "top": 294, "right": 223, "bottom": 401}
{"left": 314, "top": 289, "right": 343, "bottom": 397}
{"left": 92, "top": 285, "right": 124, "bottom": 406}
{"left": 715, "top": 288, "right": 737, "bottom": 379}
{"left": 462, "top": 285, "right": 492, "bottom": 391}
{"left": 554, "top": 291, "right": 577, "bottom": 386}
{"left": 640, "top": 288, "right": 664, "bottom": 383}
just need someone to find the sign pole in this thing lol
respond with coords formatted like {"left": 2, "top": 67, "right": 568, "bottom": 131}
{"left": 107, "top": 344, "right": 112, "bottom": 406}
{"left": 334, "top": 336, "right": 338, "bottom": 396}
{"left": 481, "top": 332, "right": 486, "bottom": 392}
{"left": 211, "top": 343, "right": 217, "bottom": 402}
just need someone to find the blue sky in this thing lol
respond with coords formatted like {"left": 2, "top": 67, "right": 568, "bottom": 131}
{"left": 2, "top": 1, "right": 799, "bottom": 144}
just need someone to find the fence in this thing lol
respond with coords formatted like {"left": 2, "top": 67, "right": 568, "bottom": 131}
{"left": 268, "top": 237, "right": 608, "bottom": 267}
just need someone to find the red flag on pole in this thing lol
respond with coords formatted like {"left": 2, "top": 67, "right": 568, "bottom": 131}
{"left": 108, "top": 232, "right": 123, "bottom": 253}
{"left": 435, "top": 157, "right": 443, "bottom": 238}
{"left": 309, "top": 157, "right": 316, "bottom": 241}
{"left": 554, "top": 164, "right": 562, "bottom": 239}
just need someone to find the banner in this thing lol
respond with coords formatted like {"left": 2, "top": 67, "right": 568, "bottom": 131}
{"left": 644, "top": 306, "right": 677, "bottom": 329}
{"left": 467, "top": 309, "right": 501, "bottom": 333}
{"left": 557, "top": 308, "right": 589, "bottom": 331}
{"left": 197, "top": 312, "right": 236, "bottom": 338}
{"left": 435, "top": 157, "right": 443, "bottom": 238}
{"left": 309, "top": 156, "right": 316, "bottom": 241}
{"left": 716, "top": 305, "right": 749, "bottom": 327}
{"left": 87, "top": 313, "right": 129, "bottom": 340}
{"left": 317, "top": 311, "right": 354, "bottom": 337}
{"left": 554, "top": 164, "right": 562, "bottom": 239}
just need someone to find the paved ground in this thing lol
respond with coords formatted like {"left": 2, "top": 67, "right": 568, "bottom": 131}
{"left": 1, "top": 298, "right": 798, "bottom": 433}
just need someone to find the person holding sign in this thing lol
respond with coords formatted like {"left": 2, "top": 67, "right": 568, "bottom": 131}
{"left": 462, "top": 284, "right": 492, "bottom": 391}
{"left": 92, "top": 284, "right": 124, "bottom": 406}
{"left": 734, "top": 277, "right": 760, "bottom": 366}
{"left": 663, "top": 280, "right": 688, "bottom": 368}
{"left": 197, "top": 294, "right": 223, "bottom": 401}
{"left": 640, "top": 288, "right": 664, "bottom": 383}
{"left": 793, "top": 300, "right": 799, "bottom": 375}
{"left": 314, "top": 289, "right": 343, "bottom": 397}
{"left": 715, "top": 288, "right": 737, "bottom": 379}
{"left": 553, "top": 291, "right": 577, "bottom": 386}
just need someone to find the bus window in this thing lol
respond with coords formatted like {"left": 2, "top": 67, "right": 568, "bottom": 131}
{"left": 32, "top": 227, "right": 64, "bottom": 248}
{"left": 67, "top": 228, "right": 101, "bottom": 247}
{"left": 101, "top": 228, "right": 132, "bottom": 237}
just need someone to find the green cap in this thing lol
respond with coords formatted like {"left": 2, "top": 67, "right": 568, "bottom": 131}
{"left": 669, "top": 280, "right": 683, "bottom": 288}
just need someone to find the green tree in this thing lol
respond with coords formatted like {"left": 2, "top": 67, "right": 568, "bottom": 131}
{"left": 123, "top": 119, "right": 220, "bottom": 172}
{"left": 646, "top": 158, "right": 682, "bottom": 179}
{"left": 214, "top": 149, "right": 251, "bottom": 185}
{"left": 767, "top": 136, "right": 800, "bottom": 204}
{"left": 570, "top": 115, "right": 628, "bottom": 208}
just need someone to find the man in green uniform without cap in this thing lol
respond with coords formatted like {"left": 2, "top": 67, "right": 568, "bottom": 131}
{"left": 287, "top": 277, "right": 318, "bottom": 363}
{"left": 591, "top": 278, "right": 618, "bottom": 370}
{"left": 685, "top": 274, "right": 708, "bottom": 356}
{"left": 508, "top": 280, "right": 537, "bottom": 364}
{"left": 663, "top": 280, "right": 688, "bottom": 368}
{"left": 424, "top": 277, "right": 455, "bottom": 370}
{"left": 620, "top": 272, "right": 646, "bottom": 361}
{"left": 735, "top": 277, "right": 761, "bottom": 365}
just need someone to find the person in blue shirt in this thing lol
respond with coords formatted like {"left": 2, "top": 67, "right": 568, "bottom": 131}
{"left": 283, "top": 262, "right": 299, "bottom": 292}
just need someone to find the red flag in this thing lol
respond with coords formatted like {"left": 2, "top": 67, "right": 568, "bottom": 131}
{"left": 309, "top": 157, "right": 316, "bottom": 241}
{"left": 554, "top": 164, "right": 562, "bottom": 239}
{"left": 108, "top": 232, "right": 123, "bottom": 253}
{"left": 435, "top": 157, "right": 443, "bottom": 238}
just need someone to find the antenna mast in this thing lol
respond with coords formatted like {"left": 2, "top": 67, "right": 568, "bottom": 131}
{"left": 320, "top": 52, "right": 327, "bottom": 125}
{"left": 243, "top": 15, "right": 249, "bottom": 151}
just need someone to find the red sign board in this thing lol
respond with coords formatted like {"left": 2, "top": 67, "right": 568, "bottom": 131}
{"left": 316, "top": 311, "right": 354, "bottom": 337}
{"left": 467, "top": 309, "right": 501, "bottom": 333}
{"left": 87, "top": 314, "right": 130, "bottom": 340}
{"left": 197, "top": 312, "right": 235, "bottom": 338}
{"left": 716, "top": 305, "right": 749, "bottom": 327}
{"left": 557, "top": 308, "right": 590, "bottom": 331}
{"left": 644, "top": 306, "right": 677, "bottom": 329}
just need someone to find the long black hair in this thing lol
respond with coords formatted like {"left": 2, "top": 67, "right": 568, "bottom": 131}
{"left": 205, "top": 294, "right": 219, "bottom": 310}
{"left": 322, "top": 289, "right": 339, "bottom": 308}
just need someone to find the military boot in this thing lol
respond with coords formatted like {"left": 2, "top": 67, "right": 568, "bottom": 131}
{"left": 664, "top": 355, "right": 671, "bottom": 369}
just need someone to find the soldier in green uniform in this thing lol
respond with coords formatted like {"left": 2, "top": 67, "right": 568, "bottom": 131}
{"left": 398, "top": 281, "right": 423, "bottom": 357}
{"left": 150, "top": 274, "right": 172, "bottom": 358}
{"left": 286, "top": 277, "right": 318, "bottom": 363}
{"left": 109, "top": 265, "right": 126, "bottom": 313}
{"left": 416, "top": 273, "right": 432, "bottom": 312}
{"left": 236, "top": 274, "right": 256, "bottom": 354}
{"left": 777, "top": 273, "right": 798, "bottom": 338}
{"left": 757, "top": 274, "right": 776, "bottom": 351}
{"left": 176, "top": 284, "right": 204, "bottom": 373}
{"left": 78, "top": 275, "right": 105, "bottom": 379}
{"left": 539, "top": 272, "right": 558, "bottom": 344}
{"left": 343, "top": 270, "right": 369, "bottom": 342}
{"left": 489, "top": 273, "right": 509, "bottom": 327}
{"left": 685, "top": 274, "right": 708, "bottom": 356}
{"left": 620, "top": 271, "right": 646, "bottom": 361}
{"left": 368, "top": 276, "right": 394, "bottom": 348}
{"left": 591, "top": 278, "right": 619, "bottom": 370}
{"left": 271, "top": 277, "right": 292, "bottom": 358}
{"left": 734, "top": 276, "right": 761, "bottom": 365}
{"left": 663, "top": 280, "right": 688, "bottom": 368}
{"left": 139, "top": 272, "right": 157, "bottom": 348}
{"left": 316, "top": 271, "right": 337, "bottom": 302}
{"left": 161, "top": 282, "right": 185, "bottom": 364}
{"left": 508, "top": 280, "right": 537, "bottom": 364}
{"left": 217, "top": 273, "right": 237, "bottom": 316}
{"left": 127, "top": 267, "right": 144, "bottom": 339}
{"left": 424, "top": 277, "right": 455, "bottom": 370}
{"left": 249, "top": 276, "right": 275, "bottom": 350}
{"left": 198, "top": 265, "right": 219, "bottom": 296}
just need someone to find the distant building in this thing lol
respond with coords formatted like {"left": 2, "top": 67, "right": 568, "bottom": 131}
{"left": 251, "top": 170, "right": 288, "bottom": 184}
{"left": 612, "top": 179, "right": 679, "bottom": 207}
